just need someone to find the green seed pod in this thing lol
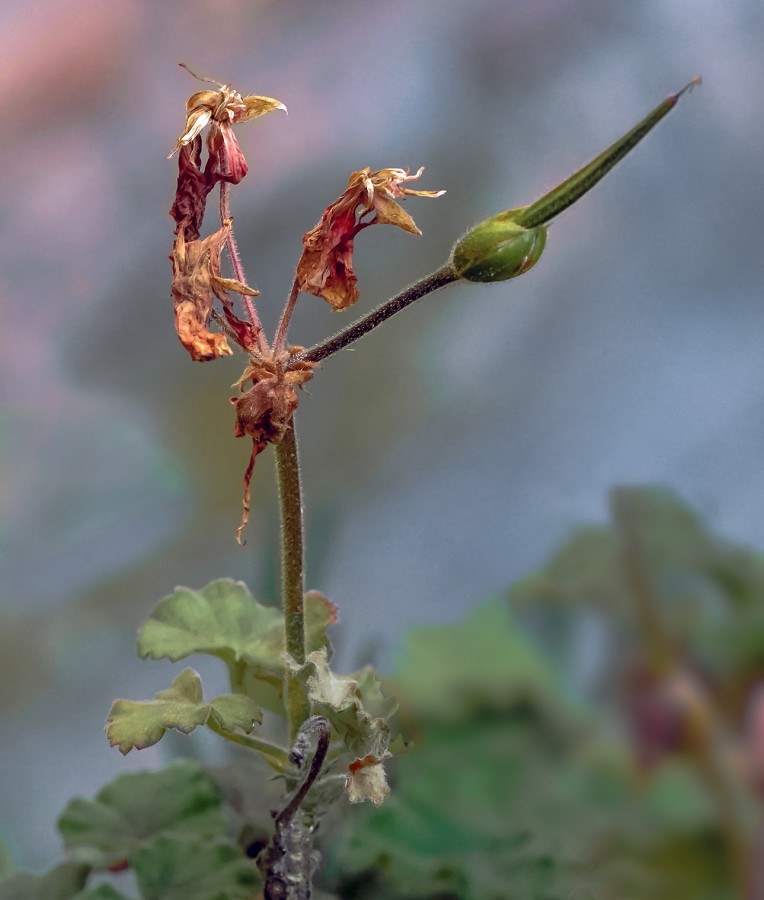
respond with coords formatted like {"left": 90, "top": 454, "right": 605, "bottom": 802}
{"left": 450, "top": 77, "right": 699, "bottom": 285}
{"left": 451, "top": 208, "right": 547, "bottom": 283}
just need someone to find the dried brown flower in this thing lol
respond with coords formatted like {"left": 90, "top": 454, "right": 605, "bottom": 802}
{"left": 296, "top": 167, "right": 444, "bottom": 310}
{"left": 231, "top": 352, "right": 316, "bottom": 542}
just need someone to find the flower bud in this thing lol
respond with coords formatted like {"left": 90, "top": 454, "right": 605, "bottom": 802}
{"left": 451, "top": 208, "right": 547, "bottom": 283}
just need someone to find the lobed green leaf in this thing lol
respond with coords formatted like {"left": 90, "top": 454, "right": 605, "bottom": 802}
{"left": 137, "top": 579, "right": 337, "bottom": 678}
{"left": 105, "top": 668, "right": 262, "bottom": 755}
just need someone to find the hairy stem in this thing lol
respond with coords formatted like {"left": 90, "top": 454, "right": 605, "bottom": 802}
{"left": 292, "top": 264, "right": 459, "bottom": 366}
{"left": 275, "top": 423, "right": 310, "bottom": 742}
{"left": 219, "top": 181, "right": 268, "bottom": 354}
{"left": 273, "top": 278, "right": 301, "bottom": 354}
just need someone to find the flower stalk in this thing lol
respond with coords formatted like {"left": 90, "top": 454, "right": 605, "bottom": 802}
{"left": 275, "top": 423, "right": 311, "bottom": 742}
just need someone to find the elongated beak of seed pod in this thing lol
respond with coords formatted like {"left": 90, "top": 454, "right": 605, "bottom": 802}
{"left": 451, "top": 76, "right": 700, "bottom": 284}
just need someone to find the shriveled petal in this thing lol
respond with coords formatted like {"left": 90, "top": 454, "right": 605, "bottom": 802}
{"left": 206, "top": 122, "right": 248, "bottom": 185}
{"left": 296, "top": 165, "right": 444, "bottom": 310}
{"left": 171, "top": 222, "right": 234, "bottom": 361}
{"left": 345, "top": 755, "right": 391, "bottom": 806}
{"left": 169, "top": 138, "right": 214, "bottom": 241}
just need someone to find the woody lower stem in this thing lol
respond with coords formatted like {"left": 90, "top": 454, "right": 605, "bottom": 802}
{"left": 275, "top": 422, "right": 310, "bottom": 743}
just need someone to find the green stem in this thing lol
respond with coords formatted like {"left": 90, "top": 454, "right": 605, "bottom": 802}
{"left": 515, "top": 77, "right": 700, "bottom": 230}
{"left": 275, "top": 422, "right": 311, "bottom": 742}
{"left": 293, "top": 264, "right": 458, "bottom": 366}
{"left": 206, "top": 718, "right": 291, "bottom": 773}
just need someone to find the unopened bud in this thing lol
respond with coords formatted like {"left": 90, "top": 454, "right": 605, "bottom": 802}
{"left": 451, "top": 208, "right": 547, "bottom": 283}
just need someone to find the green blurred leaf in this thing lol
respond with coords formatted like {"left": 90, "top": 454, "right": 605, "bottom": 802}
{"left": 392, "top": 599, "right": 565, "bottom": 721}
{"left": 137, "top": 579, "right": 336, "bottom": 678}
{"left": 0, "top": 863, "right": 90, "bottom": 900}
{"left": 72, "top": 887, "right": 130, "bottom": 900}
{"left": 0, "top": 843, "right": 13, "bottom": 880}
{"left": 105, "top": 668, "right": 262, "bottom": 754}
{"left": 324, "top": 593, "right": 736, "bottom": 900}
{"left": 57, "top": 761, "right": 227, "bottom": 868}
{"left": 132, "top": 837, "right": 259, "bottom": 900}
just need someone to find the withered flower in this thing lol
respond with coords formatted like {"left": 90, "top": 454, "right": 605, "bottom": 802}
{"left": 171, "top": 219, "right": 260, "bottom": 361}
{"left": 169, "top": 74, "right": 286, "bottom": 239}
{"left": 231, "top": 353, "right": 315, "bottom": 542}
{"left": 170, "top": 79, "right": 286, "bottom": 182}
{"left": 296, "top": 167, "right": 444, "bottom": 311}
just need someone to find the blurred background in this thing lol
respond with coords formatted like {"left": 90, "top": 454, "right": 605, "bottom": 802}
{"left": 1, "top": 0, "right": 763, "bottom": 876}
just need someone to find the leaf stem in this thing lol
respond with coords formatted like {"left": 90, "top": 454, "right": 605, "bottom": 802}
{"left": 206, "top": 718, "right": 291, "bottom": 773}
{"left": 292, "top": 264, "right": 459, "bottom": 366}
{"left": 275, "top": 422, "right": 311, "bottom": 742}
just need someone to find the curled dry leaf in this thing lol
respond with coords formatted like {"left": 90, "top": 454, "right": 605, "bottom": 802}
{"left": 345, "top": 754, "right": 392, "bottom": 806}
{"left": 171, "top": 219, "right": 259, "bottom": 361}
{"left": 231, "top": 352, "right": 315, "bottom": 542}
{"left": 296, "top": 166, "right": 445, "bottom": 310}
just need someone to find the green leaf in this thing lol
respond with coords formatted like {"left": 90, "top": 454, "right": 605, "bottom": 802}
{"left": 325, "top": 590, "right": 735, "bottom": 900}
{"left": 132, "top": 837, "right": 259, "bottom": 900}
{"left": 57, "top": 761, "right": 227, "bottom": 868}
{"left": 0, "top": 863, "right": 90, "bottom": 900}
{"left": 137, "top": 579, "right": 336, "bottom": 678}
{"left": 137, "top": 580, "right": 283, "bottom": 667}
{"left": 105, "top": 668, "right": 262, "bottom": 754}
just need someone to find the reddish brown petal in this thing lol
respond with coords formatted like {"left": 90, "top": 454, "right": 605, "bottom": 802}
{"left": 206, "top": 123, "right": 249, "bottom": 187}
{"left": 169, "top": 137, "right": 214, "bottom": 241}
{"left": 295, "top": 166, "right": 444, "bottom": 310}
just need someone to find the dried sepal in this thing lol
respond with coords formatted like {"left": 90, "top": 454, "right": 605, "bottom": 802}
{"left": 170, "top": 218, "right": 258, "bottom": 361}
{"left": 296, "top": 166, "right": 445, "bottom": 311}
{"left": 170, "top": 80, "right": 287, "bottom": 158}
{"left": 231, "top": 351, "right": 315, "bottom": 542}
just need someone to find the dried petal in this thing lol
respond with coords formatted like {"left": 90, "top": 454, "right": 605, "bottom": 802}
{"left": 296, "top": 166, "right": 444, "bottom": 310}
{"left": 205, "top": 122, "right": 248, "bottom": 187}
{"left": 169, "top": 138, "right": 214, "bottom": 241}
{"left": 345, "top": 754, "right": 391, "bottom": 806}
{"left": 171, "top": 221, "right": 237, "bottom": 361}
